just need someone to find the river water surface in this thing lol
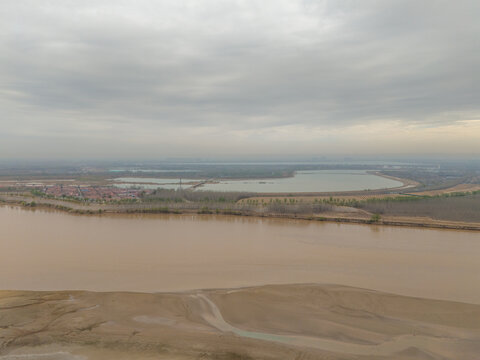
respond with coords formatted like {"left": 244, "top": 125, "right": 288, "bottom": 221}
{"left": 1, "top": 206, "right": 479, "bottom": 304}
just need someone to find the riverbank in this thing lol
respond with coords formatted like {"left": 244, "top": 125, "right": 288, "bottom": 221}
{"left": 2, "top": 194, "right": 480, "bottom": 231}
{"left": 1, "top": 284, "right": 479, "bottom": 360}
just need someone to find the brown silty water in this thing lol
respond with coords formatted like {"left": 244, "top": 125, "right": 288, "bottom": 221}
{"left": 1, "top": 205, "right": 479, "bottom": 304}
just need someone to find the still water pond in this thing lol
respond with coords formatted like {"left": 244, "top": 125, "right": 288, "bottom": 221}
{"left": 114, "top": 170, "right": 403, "bottom": 192}
{"left": 1, "top": 206, "right": 479, "bottom": 304}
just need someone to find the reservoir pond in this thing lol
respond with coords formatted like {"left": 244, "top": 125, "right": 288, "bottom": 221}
{"left": 113, "top": 170, "right": 404, "bottom": 192}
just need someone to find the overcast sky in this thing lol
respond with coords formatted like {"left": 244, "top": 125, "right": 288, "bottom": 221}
{"left": 1, "top": 0, "right": 479, "bottom": 159}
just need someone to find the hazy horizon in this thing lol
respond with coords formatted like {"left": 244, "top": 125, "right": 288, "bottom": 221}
{"left": 1, "top": 1, "right": 479, "bottom": 159}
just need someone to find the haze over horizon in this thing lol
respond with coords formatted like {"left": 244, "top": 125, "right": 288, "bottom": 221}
{"left": 1, "top": 1, "right": 479, "bottom": 159}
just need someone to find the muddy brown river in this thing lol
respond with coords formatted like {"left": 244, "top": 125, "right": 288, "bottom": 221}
{"left": 1, "top": 205, "right": 479, "bottom": 304}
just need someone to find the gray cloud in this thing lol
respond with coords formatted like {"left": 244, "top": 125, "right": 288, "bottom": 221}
{"left": 1, "top": 0, "right": 479, "bottom": 158}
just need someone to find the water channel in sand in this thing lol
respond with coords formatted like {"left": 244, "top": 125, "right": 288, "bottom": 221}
{"left": 1, "top": 205, "right": 479, "bottom": 304}
{"left": 193, "top": 293, "right": 475, "bottom": 357}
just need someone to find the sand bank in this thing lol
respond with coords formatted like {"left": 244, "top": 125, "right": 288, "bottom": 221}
{"left": 1, "top": 284, "right": 480, "bottom": 359}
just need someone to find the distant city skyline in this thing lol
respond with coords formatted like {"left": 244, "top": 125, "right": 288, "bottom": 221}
{"left": 1, "top": 1, "right": 479, "bottom": 159}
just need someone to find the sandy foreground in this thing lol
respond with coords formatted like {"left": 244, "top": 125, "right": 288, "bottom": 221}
{"left": 1, "top": 284, "right": 480, "bottom": 360}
